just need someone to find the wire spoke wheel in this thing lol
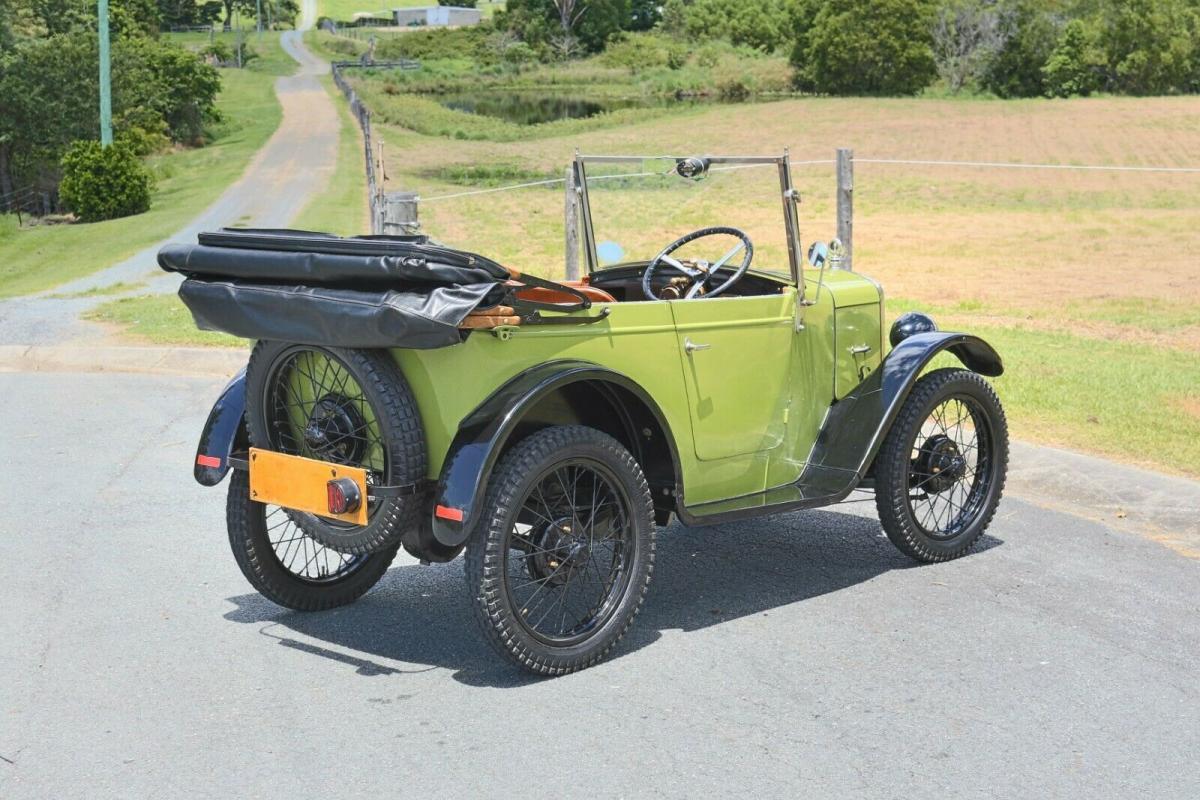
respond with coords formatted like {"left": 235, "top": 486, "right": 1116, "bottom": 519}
{"left": 261, "top": 503, "right": 368, "bottom": 583}
{"left": 243, "top": 341, "right": 427, "bottom": 556}
{"left": 503, "top": 459, "right": 634, "bottom": 646}
{"left": 905, "top": 395, "right": 991, "bottom": 540}
{"left": 264, "top": 348, "right": 387, "bottom": 496}
{"left": 875, "top": 368, "right": 1008, "bottom": 563}
{"left": 466, "top": 426, "right": 655, "bottom": 675}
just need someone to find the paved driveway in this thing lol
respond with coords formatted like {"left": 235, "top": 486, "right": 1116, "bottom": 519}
{"left": 1, "top": 370, "right": 1197, "bottom": 798}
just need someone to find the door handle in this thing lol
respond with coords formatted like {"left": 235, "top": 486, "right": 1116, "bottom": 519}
{"left": 684, "top": 338, "right": 712, "bottom": 355}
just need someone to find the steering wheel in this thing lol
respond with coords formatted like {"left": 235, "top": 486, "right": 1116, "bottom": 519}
{"left": 642, "top": 226, "right": 754, "bottom": 301}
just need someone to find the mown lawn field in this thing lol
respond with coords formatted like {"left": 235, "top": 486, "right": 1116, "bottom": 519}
{"left": 357, "top": 89, "right": 1200, "bottom": 475}
{"left": 0, "top": 32, "right": 291, "bottom": 298}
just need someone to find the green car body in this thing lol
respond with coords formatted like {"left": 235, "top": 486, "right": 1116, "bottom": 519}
{"left": 194, "top": 153, "right": 1003, "bottom": 567}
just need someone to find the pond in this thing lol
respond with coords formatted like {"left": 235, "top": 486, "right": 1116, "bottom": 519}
{"left": 433, "top": 91, "right": 717, "bottom": 126}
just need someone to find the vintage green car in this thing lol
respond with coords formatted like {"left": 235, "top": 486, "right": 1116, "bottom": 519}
{"left": 172, "top": 153, "right": 1008, "bottom": 675}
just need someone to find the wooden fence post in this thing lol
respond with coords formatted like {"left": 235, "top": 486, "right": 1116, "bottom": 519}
{"left": 564, "top": 167, "right": 580, "bottom": 281}
{"left": 836, "top": 148, "right": 853, "bottom": 271}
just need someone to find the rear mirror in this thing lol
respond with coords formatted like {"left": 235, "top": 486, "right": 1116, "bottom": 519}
{"left": 807, "top": 241, "right": 828, "bottom": 268}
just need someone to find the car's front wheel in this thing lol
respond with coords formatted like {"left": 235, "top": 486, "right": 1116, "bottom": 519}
{"left": 874, "top": 368, "right": 1008, "bottom": 563}
{"left": 465, "top": 426, "right": 656, "bottom": 675}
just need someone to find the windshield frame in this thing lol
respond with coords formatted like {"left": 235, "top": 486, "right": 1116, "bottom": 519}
{"left": 572, "top": 153, "right": 803, "bottom": 287}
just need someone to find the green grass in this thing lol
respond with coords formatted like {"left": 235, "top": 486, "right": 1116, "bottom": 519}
{"left": 48, "top": 281, "right": 147, "bottom": 299}
{"left": 888, "top": 299, "right": 1200, "bottom": 476}
{"left": 165, "top": 30, "right": 297, "bottom": 76}
{"left": 292, "top": 76, "right": 370, "bottom": 235}
{"left": 85, "top": 293, "right": 245, "bottom": 348}
{"left": 0, "top": 33, "right": 289, "bottom": 298}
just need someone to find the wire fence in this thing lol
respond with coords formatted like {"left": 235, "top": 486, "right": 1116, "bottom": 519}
{"left": 418, "top": 156, "right": 1200, "bottom": 204}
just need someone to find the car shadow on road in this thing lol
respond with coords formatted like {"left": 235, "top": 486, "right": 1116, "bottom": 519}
{"left": 224, "top": 508, "right": 1001, "bottom": 688}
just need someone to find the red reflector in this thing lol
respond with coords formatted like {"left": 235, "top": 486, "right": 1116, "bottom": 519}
{"left": 435, "top": 504, "right": 464, "bottom": 522}
{"left": 326, "top": 477, "right": 361, "bottom": 515}
{"left": 196, "top": 454, "right": 222, "bottom": 469}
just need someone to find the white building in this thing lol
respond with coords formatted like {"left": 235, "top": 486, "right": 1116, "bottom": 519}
{"left": 393, "top": 6, "right": 482, "bottom": 27}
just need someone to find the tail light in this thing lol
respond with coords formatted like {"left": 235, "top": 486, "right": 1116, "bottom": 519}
{"left": 326, "top": 477, "right": 362, "bottom": 515}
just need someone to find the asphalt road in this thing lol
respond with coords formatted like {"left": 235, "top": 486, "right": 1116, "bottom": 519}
{"left": 2, "top": 370, "right": 1197, "bottom": 799}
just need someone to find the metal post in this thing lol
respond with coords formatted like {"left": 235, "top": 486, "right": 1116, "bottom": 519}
{"left": 836, "top": 148, "right": 853, "bottom": 271}
{"left": 256, "top": 0, "right": 263, "bottom": 38}
{"left": 564, "top": 167, "right": 580, "bottom": 280}
{"left": 98, "top": 0, "right": 113, "bottom": 146}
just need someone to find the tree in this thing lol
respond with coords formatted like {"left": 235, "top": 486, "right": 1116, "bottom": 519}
{"left": 0, "top": 31, "right": 219, "bottom": 195}
{"left": 501, "top": 0, "right": 633, "bottom": 55}
{"left": 1041, "top": 17, "right": 1103, "bottom": 96}
{"left": 930, "top": 0, "right": 1007, "bottom": 93}
{"left": 979, "top": 0, "right": 1060, "bottom": 98}
{"left": 792, "top": 0, "right": 939, "bottom": 95}
{"left": 1091, "top": 0, "right": 1199, "bottom": 95}
{"left": 683, "top": 0, "right": 793, "bottom": 52}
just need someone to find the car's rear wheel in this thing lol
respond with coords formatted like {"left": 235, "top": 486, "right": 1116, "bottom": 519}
{"left": 245, "top": 341, "right": 426, "bottom": 555}
{"left": 465, "top": 426, "right": 656, "bottom": 675}
{"left": 874, "top": 368, "right": 1008, "bottom": 563}
{"left": 226, "top": 470, "right": 398, "bottom": 610}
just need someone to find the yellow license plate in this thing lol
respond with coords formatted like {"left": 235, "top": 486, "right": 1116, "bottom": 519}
{"left": 247, "top": 447, "right": 369, "bottom": 526}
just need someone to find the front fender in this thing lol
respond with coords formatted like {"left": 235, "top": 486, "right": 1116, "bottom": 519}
{"left": 802, "top": 331, "right": 1003, "bottom": 490}
{"left": 194, "top": 367, "right": 249, "bottom": 486}
{"left": 428, "top": 360, "right": 679, "bottom": 549}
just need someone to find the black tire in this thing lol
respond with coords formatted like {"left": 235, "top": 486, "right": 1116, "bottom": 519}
{"left": 245, "top": 341, "right": 426, "bottom": 555}
{"left": 465, "top": 426, "right": 656, "bottom": 676}
{"left": 226, "top": 470, "right": 398, "bottom": 611}
{"left": 874, "top": 368, "right": 1008, "bottom": 563}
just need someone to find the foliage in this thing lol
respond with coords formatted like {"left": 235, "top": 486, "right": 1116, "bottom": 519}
{"left": 599, "top": 32, "right": 686, "bottom": 71}
{"left": 1042, "top": 18, "right": 1103, "bottom": 97}
{"left": 1090, "top": 0, "right": 1200, "bottom": 95}
{"left": 58, "top": 140, "right": 153, "bottom": 221}
{"left": 978, "top": 0, "right": 1059, "bottom": 97}
{"left": 500, "top": 0, "right": 633, "bottom": 55}
{"left": 791, "top": 0, "right": 938, "bottom": 95}
{"left": 375, "top": 24, "right": 497, "bottom": 61}
{"left": 0, "top": 31, "right": 220, "bottom": 196}
{"left": 930, "top": 0, "right": 1006, "bottom": 93}
{"left": 682, "top": 0, "right": 793, "bottom": 53}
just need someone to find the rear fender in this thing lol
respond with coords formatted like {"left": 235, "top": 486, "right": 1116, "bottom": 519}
{"left": 194, "top": 368, "right": 249, "bottom": 486}
{"left": 426, "top": 360, "right": 681, "bottom": 549}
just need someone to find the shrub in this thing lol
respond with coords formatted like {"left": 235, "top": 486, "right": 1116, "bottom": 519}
{"left": 59, "top": 141, "right": 153, "bottom": 222}
{"left": 1042, "top": 19, "right": 1103, "bottom": 97}
{"left": 791, "top": 0, "right": 938, "bottom": 95}
{"left": 683, "top": 0, "right": 792, "bottom": 53}
{"left": 599, "top": 33, "right": 672, "bottom": 71}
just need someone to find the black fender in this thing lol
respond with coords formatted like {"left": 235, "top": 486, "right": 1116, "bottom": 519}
{"left": 194, "top": 368, "right": 249, "bottom": 486}
{"left": 425, "top": 360, "right": 682, "bottom": 549}
{"left": 802, "top": 330, "right": 1003, "bottom": 489}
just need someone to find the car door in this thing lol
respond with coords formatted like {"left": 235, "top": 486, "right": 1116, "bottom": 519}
{"left": 669, "top": 289, "right": 796, "bottom": 461}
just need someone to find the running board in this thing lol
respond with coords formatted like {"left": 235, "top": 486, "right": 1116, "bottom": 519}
{"left": 676, "top": 464, "right": 860, "bottom": 527}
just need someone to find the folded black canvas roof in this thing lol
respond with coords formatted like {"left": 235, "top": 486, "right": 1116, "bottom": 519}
{"left": 159, "top": 228, "right": 511, "bottom": 287}
{"left": 160, "top": 229, "right": 511, "bottom": 350}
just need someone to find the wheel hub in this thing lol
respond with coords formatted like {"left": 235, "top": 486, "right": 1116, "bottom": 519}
{"left": 913, "top": 434, "right": 966, "bottom": 494}
{"left": 528, "top": 517, "right": 590, "bottom": 586}
{"left": 303, "top": 394, "right": 366, "bottom": 464}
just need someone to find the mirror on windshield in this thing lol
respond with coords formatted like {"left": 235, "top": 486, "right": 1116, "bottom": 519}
{"left": 807, "top": 241, "right": 829, "bottom": 268}
{"left": 596, "top": 241, "right": 626, "bottom": 265}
